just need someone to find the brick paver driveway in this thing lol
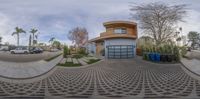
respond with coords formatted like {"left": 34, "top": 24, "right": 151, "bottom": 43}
{"left": 0, "top": 57, "right": 200, "bottom": 99}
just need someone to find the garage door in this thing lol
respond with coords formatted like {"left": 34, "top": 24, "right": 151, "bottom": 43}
{"left": 107, "top": 45, "right": 134, "bottom": 59}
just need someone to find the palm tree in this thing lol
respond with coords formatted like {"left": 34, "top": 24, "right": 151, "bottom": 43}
{"left": 28, "top": 35, "right": 32, "bottom": 49}
{"left": 30, "top": 28, "right": 38, "bottom": 46}
{"left": 49, "top": 37, "right": 55, "bottom": 48}
{"left": 49, "top": 37, "right": 55, "bottom": 43}
{"left": 12, "top": 27, "right": 26, "bottom": 46}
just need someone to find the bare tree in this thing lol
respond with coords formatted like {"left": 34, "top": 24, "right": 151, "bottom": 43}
{"left": 67, "top": 27, "right": 88, "bottom": 48}
{"left": 130, "top": 2, "right": 187, "bottom": 45}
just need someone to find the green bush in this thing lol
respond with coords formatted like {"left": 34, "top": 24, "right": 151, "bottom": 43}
{"left": 78, "top": 48, "right": 88, "bottom": 55}
{"left": 180, "top": 46, "right": 187, "bottom": 57}
{"left": 72, "top": 54, "right": 84, "bottom": 59}
{"left": 63, "top": 45, "right": 69, "bottom": 58}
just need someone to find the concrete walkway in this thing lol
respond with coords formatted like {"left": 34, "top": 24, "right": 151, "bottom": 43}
{"left": 0, "top": 55, "right": 62, "bottom": 79}
{"left": 181, "top": 58, "right": 200, "bottom": 76}
{"left": 185, "top": 50, "right": 200, "bottom": 60}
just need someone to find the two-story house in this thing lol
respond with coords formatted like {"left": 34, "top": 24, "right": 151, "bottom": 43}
{"left": 88, "top": 21, "right": 137, "bottom": 59}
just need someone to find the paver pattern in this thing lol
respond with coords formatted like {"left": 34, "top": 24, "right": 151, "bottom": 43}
{"left": 0, "top": 57, "right": 200, "bottom": 99}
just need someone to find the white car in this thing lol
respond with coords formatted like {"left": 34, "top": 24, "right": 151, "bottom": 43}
{"left": 10, "top": 47, "right": 29, "bottom": 54}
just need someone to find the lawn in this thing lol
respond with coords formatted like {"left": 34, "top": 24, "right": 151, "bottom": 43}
{"left": 58, "top": 62, "right": 82, "bottom": 67}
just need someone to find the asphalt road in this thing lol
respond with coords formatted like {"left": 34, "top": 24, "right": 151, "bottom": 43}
{"left": 0, "top": 51, "right": 62, "bottom": 62}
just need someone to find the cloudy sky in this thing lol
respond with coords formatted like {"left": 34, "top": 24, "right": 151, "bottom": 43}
{"left": 0, "top": 0, "right": 199, "bottom": 46}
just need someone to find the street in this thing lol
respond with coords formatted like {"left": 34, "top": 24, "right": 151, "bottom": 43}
{"left": 0, "top": 51, "right": 62, "bottom": 62}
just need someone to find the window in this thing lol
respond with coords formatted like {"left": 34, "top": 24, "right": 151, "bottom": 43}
{"left": 114, "top": 28, "right": 127, "bottom": 34}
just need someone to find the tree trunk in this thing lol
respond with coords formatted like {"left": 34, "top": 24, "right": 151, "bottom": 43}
{"left": 32, "top": 33, "right": 35, "bottom": 46}
{"left": 29, "top": 35, "right": 32, "bottom": 50}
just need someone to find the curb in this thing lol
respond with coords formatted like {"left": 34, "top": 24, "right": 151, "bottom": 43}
{"left": 0, "top": 55, "right": 62, "bottom": 80}
{"left": 180, "top": 58, "right": 200, "bottom": 80}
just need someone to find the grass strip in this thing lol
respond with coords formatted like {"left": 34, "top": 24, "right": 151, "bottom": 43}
{"left": 45, "top": 53, "right": 62, "bottom": 61}
{"left": 58, "top": 62, "right": 82, "bottom": 67}
{"left": 87, "top": 59, "right": 101, "bottom": 64}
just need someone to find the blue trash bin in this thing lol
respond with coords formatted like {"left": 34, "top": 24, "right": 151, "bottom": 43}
{"left": 150, "top": 53, "right": 155, "bottom": 61}
{"left": 155, "top": 53, "right": 160, "bottom": 62}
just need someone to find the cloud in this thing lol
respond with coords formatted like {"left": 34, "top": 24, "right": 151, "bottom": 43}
{"left": 0, "top": 12, "right": 16, "bottom": 45}
{"left": 178, "top": 10, "right": 200, "bottom": 36}
{"left": 0, "top": 0, "right": 199, "bottom": 46}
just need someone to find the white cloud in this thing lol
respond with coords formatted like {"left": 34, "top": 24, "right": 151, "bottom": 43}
{"left": 0, "top": 12, "right": 16, "bottom": 45}
{"left": 178, "top": 10, "right": 200, "bottom": 36}
{"left": 0, "top": 0, "right": 199, "bottom": 46}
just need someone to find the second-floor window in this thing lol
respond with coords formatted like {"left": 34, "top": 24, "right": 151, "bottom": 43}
{"left": 114, "top": 28, "right": 127, "bottom": 34}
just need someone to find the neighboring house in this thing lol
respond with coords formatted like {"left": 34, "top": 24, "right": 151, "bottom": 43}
{"left": 88, "top": 21, "right": 137, "bottom": 59}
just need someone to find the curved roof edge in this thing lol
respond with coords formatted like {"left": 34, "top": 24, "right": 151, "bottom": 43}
{"left": 103, "top": 20, "right": 137, "bottom": 26}
{"left": 89, "top": 35, "right": 137, "bottom": 42}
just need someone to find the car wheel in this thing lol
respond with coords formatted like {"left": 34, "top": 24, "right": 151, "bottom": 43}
{"left": 11, "top": 51, "right": 14, "bottom": 54}
{"left": 24, "top": 51, "right": 28, "bottom": 54}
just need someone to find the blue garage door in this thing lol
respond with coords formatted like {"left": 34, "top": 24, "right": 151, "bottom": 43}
{"left": 107, "top": 45, "right": 134, "bottom": 59}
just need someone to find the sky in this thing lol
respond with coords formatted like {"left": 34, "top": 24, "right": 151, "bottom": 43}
{"left": 0, "top": 0, "right": 199, "bottom": 46}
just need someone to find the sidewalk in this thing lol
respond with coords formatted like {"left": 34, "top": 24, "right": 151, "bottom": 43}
{"left": 185, "top": 50, "right": 200, "bottom": 60}
{"left": 0, "top": 55, "right": 62, "bottom": 79}
{"left": 181, "top": 58, "right": 200, "bottom": 76}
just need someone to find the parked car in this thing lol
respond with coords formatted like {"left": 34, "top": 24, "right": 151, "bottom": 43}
{"left": 29, "top": 47, "right": 43, "bottom": 54}
{"left": 10, "top": 47, "right": 29, "bottom": 54}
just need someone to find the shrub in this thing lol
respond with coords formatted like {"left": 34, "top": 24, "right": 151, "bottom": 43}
{"left": 72, "top": 54, "right": 84, "bottom": 59}
{"left": 173, "top": 46, "right": 180, "bottom": 61}
{"left": 63, "top": 45, "right": 69, "bottom": 58}
{"left": 180, "top": 46, "right": 187, "bottom": 57}
{"left": 78, "top": 48, "right": 88, "bottom": 55}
